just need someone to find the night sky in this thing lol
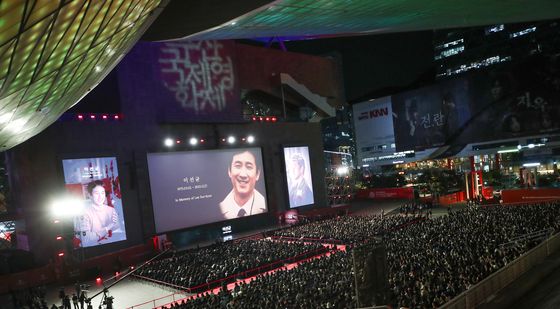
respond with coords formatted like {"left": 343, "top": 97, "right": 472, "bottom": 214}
{"left": 284, "top": 31, "right": 435, "bottom": 102}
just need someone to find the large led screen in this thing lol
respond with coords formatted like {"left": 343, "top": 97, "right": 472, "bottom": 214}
{"left": 147, "top": 148, "right": 268, "bottom": 234}
{"left": 62, "top": 157, "right": 127, "bottom": 248}
{"left": 283, "top": 146, "right": 315, "bottom": 208}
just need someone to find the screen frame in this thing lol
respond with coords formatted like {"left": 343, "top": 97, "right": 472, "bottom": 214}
{"left": 281, "top": 144, "right": 316, "bottom": 209}
{"left": 145, "top": 146, "right": 270, "bottom": 235}
{"left": 58, "top": 153, "right": 129, "bottom": 249}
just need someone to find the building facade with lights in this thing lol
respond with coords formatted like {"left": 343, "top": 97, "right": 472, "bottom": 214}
{"left": 2, "top": 39, "right": 344, "bottom": 266}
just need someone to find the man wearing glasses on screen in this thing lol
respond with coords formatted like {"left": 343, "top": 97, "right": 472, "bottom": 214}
{"left": 219, "top": 150, "right": 266, "bottom": 219}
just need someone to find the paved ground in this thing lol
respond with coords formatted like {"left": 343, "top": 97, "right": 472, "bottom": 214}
{"left": 516, "top": 265, "right": 560, "bottom": 309}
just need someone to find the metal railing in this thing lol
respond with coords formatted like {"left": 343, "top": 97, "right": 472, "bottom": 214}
{"left": 500, "top": 228, "right": 554, "bottom": 249}
{"left": 441, "top": 232, "right": 560, "bottom": 309}
{"left": 126, "top": 292, "right": 190, "bottom": 309}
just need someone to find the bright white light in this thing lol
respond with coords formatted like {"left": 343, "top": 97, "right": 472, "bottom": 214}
{"left": 517, "top": 145, "right": 522, "bottom": 150}
{"left": 189, "top": 137, "right": 198, "bottom": 146}
{"left": 528, "top": 144, "right": 535, "bottom": 149}
{"left": 164, "top": 138, "right": 174, "bottom": 147}
{"left": 247, "top": 135, "right": 255, "bottom": 143}
{"left": 5, "top": 118, "right": 27, "bottom": 133}
{"left": 50, "top": 196, "right": 85, "bottom": 218}
{"left": 0, "top": 111, "right": 14, "bottom": 124}
{"left": 227, "top": 136, "right": 236, "bottom": 144}
{"left": 95, "top": 66, "right": 102, "bottom": 72}
{"left": 497, "top": 148, "right": 519, "bottom": 154}
{"left": 523, "top": 162, "right": 541, "bottom": 167}
{"left": 336, "top": 166, "right": 349, "bottom": 176}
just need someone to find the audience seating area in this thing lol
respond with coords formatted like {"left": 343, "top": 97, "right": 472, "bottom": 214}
{"left": 8, "top": 201, "right": 560, "bottom": 309}
{"left": 135, "top": 239, "right": 327, "bottom": 292}
{"left": 170, "top": 251, "right": 355, "bottom": 309}
{"left": 150, "top": 202, "right": 560, "bottom": 309}
{"left": 270, "top": 214, "right": 421, "bottom": 244}
{"left": 385, "top": 203, "right": 560, "bottom": 307}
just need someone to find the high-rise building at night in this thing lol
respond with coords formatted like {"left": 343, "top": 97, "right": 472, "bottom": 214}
{"left": 434, "top": 19, "right": 560, "bottom": 79}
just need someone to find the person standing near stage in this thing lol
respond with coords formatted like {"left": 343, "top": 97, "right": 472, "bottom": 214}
{"left": 63, "top": 295, "right": 71, "bottom": 309}
{"left": 79, "top": 291, "right": 86, "bottom": 309}
{"left": 72, "top": 294, "right": 78, "bottom": 309}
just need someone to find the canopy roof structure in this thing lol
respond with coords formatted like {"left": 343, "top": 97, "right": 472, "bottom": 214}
{"left": 0, "top": 0, "right": 165, "bottom": 149}
{"left": 2, "top": 0, "right": 560, "bottom": 149}
{"left": 147, "top": 0, "right": 560, "bottom": 41}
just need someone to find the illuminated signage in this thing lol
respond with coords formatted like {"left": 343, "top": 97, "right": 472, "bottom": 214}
{"left": 357, "top": 107, "right": 389, "bottom": 121}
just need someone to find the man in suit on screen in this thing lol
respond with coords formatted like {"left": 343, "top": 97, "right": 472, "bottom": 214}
{"left": 288, "top": 153, "right": 314, "bottom": 207}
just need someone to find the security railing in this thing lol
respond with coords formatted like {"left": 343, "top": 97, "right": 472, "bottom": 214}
{"left": 126, "top": 292, "right": 190, "bottom": 309}
{"left": 499, "top": 228, "right": 554, "bottom": 249}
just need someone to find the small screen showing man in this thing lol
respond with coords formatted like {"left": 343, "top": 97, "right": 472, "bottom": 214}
{"left": 62, "top": 157, "right": 127, "bottom": 248}
{"left": 284, "top": 146, "right": 314, "bottom": 208}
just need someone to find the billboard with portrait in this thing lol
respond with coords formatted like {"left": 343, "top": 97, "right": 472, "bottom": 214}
{"left": 392, "top": 78, "right": 472, "bottom": 152}
{"left": 392, "top": 55, "right": 560, "bottom": 152}
{"left": 147, "top": 148, "right": 268, "bottom": 234}
{"left": 62, "top": 157, "right": 127, "bottom": 248}
{"left": 283, "top": 146, "right": 315, "bottom": 208}
{"left": 453, "top": 56, "right": 560, "bottom": 145}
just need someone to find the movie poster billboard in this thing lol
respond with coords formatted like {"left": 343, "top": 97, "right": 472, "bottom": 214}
{"left": 62, "top": 157, "right": 127, "bottom": 248}
{"left": 392, "top": 54, "right": 560, "bottom": 152}
{"left": 455, "top": 56, "right": 560, "bottom": 144}
{"left": 392, "top": 78, "right": 472, "bottom": 152}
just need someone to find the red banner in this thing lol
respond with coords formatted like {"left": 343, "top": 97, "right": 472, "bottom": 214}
{"left": 501, "top": 188, "right": 560, "bottom": 204}
{"left": 356, "top": 187, "right": 414, "bottom": 200}
{"left": 438, "top": 191, "right": 466, "bottom": 205}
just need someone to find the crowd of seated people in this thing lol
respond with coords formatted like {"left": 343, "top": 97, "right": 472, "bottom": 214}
{"left": 6, "top": 286, "right": 49, "bottom": 309}
{"left": 399, "top": 201, "right": 433, "bottom": 216}
{"left": 136, "top": 239, "right": 325, "bottom": 289}
{"left": 159, "top": 202, "right": 560, "bottom": 309}
{"left": 385, "top": 202, "right": 560, "bottom": 308}
{"left": 166, "top": 251, "right": 356, "bottom": 309}
{"left": 271, "top": 214, "right": 421, "bottom": 244}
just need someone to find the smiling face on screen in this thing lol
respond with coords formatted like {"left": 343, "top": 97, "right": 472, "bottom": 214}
{"left": 90, "top": 185, "right": 106, "bottom": 207}
{"left": 228, "top": 151, "right": 260, "bottom": 202}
